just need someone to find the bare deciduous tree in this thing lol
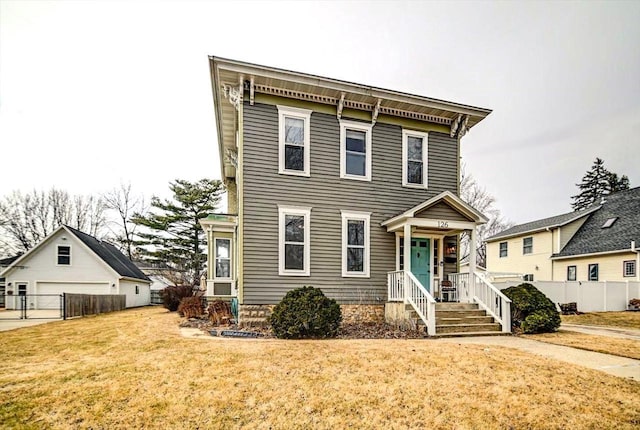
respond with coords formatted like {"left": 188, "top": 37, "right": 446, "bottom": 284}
{"left": 459, "top": 167, "right": 513, "bottom": 268}
{"left": 0, "top": 188, "right": 107, "bottom": 255}
{"left": 102, "top": 182, "right": 147, "bottom": 259}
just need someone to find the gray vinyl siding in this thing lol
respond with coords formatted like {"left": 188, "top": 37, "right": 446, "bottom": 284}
{"left": 242, "top": 102, "right": 459, "bottom": 304}
{"left": 559, "top": 217, "right": 589, "bottom": 251}
{"left": 416, "top": 202, "right": 472, "bottom": 222}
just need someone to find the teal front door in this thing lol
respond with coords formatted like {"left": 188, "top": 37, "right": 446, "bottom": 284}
{"left": 411, "top": 239, "right": 431, "bottom": 292}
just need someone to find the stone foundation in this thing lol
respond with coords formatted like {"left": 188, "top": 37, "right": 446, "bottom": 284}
{"left": 238, "top": 304, "right": 274, "bottom": 328}
{"left": 340, "top": 304, "right": 385, "bottom": 324}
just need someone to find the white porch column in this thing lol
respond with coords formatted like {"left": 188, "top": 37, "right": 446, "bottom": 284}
{"left": 469, "top": 227, "right": 477, "bottom": 301}
{"left": 403, "top": 223, "right": 411, "bottom": 303}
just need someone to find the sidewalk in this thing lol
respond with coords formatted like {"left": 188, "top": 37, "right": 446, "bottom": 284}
{"left": 437, "top": 335, "right": 640, "bottom": 381}
{"left": 560, "top": 323, "right": 640, "bottom": 341}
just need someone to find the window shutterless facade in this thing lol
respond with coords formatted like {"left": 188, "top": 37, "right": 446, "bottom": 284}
{"left": 499, "top": 242, "right": 508, "bottom": 258}
{"left": 588, "top": 263, "right": 599, "bottom": 281}
{"left": 523, "top": 274, "right": 534, "bottom": 282}
{"left": 402, "top": 129, "right": 428, "bottom": 188}
{"left": 57, "top": 245, "right": 71, "bottom": 265}
{"left": 623, "top": 260, "right": 636, "bottom": 277}
{"left": 214, "top": 238, "right": 232, "bottom": 279}
{"left": 278, "top": 206, "right": 311, "bottom": 276}
{"left": 341, "top": 211, "right": 371, "bottom": 277}
{"left": 567, "top": 265, "right": 577, "bottom": 281}
{"left": 340, "top": 120, "right": 372, "bottom": 181}
{"left": 523, "top": 237, "right": 533, "bottom": 255}
{"left": 277, "top": 105, "right": 312, "bottom": 177}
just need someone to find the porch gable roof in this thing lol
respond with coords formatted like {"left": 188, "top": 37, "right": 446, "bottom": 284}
{"left": 381, "top": 191, "right": 488, "bottom": 230}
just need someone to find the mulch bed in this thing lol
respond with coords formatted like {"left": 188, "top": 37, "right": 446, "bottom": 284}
{"left": 180, "top": 317, "right": 427, "bottom": 339}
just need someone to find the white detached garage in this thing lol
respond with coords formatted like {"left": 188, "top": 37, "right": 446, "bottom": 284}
{"left": 0, "top": 225, "right": 151, "bottom": 309}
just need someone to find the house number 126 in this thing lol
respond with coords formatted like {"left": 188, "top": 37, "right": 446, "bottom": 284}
{"left": 438, "top": 221, "right": 449, "bottom": 228}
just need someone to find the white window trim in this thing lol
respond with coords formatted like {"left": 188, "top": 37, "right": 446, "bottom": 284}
{"left": 278, "top": 205, "right": 311, "bottom": 276}
{"left": 341, "top": 210, "right": 371, "bottom": 278}
{"left": 623, "top": 260, "right": 636, "bottom": 277}
{"left": 340, "top": 119, "right": 372, "bottom": 181}
{"left": 277, "top": 105, "right": 312, "bottom": 177}
{"left": 402, "top": 129, "right": 429, "bottom": 188}
{"left": 57, "top": 245, "right": 72, "bottom": 266}
{"left": 214, "top": 238, "right": 232, "bottom": 280}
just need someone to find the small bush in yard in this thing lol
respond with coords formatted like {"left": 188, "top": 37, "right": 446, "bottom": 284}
{"left": 177, "top": 295, "right": 205, "bottom": 318}
{"left": 162, "top": 285, "right": 196, "bottom": 312}
{"left": 269, "top": 286, "right": 342, "bottom": 339}
{"left": 502, "top": 283, "right": 561, "bottom": 334}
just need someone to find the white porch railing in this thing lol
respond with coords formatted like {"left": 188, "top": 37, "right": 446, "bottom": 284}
{"left": 472, "top": 272, "right": 511, "bottom": 333}
{"left": 449, "top": 272, "right": 470, "bottom": 302}
{"left": 387, "top": 270, "right": 437, "bottom": 335}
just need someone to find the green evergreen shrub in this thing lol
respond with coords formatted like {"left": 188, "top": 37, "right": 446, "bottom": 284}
{"left": 162, "top": 285, "right": 196, "bottom": 312}
{"left": 502, "top": 283, "right": 561, "bottom": 334}
{"left": 268, "top": 286, "right": 342, "bottom": 339}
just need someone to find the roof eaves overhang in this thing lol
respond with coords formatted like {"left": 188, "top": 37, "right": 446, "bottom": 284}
{"left": 0, "top": 225, "right": 67, "bottom": 278}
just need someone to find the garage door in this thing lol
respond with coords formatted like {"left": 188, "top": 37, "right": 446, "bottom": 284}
{"left": 36, "top": 282, "right": 110, "bottom": 309}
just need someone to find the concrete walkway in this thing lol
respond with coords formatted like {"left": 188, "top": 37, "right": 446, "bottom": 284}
{"left": 437, "top": 335, "right": 640, "bottom": 381}
{"left": 0, "top": 310, "right": 63, "bottom": 332}
{"left": 560, "top": 323, "right": 640, "bottom": 341}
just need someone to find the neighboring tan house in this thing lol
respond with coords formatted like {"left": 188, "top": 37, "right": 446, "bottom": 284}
{"left": 486, "top": 187, "right": 640, "bottom": 282}
{"left": 201, "top": 57, "right": 511, "bottom": 335}
{"left": 0, "top": 225, "right": 151, "bottom": 310}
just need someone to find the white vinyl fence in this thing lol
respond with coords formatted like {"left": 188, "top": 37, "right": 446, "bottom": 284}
{"left": 498, "top": 281, "right": 640, "bottom": 312}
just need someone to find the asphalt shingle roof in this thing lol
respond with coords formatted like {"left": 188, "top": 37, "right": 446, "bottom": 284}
{"left": 486, "top": 206, "right": 598, "bottom": 242}
{"left": 554, "top": 187, "right": 640, "bottom": 257}
{"left": 65, "top": 226, "right": 151, "bottom": 282}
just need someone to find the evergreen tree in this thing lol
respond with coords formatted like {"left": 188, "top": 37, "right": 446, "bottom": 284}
{"left": 571, "top": 158, "right": 630, "bottom": 211}
{"left": 132, "top": 179, "right": 224, "bottom": 285}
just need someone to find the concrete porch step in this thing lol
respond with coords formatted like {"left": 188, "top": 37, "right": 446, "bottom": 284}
{"left": 432, "top": 331, "right": 510, "bottom": 338}
{"left": 435, "top": 309, "right": 487, "bottom": 318}
{"left": 436, "top": 316, "right": 495, "bottom": 325}
{"left": 435, "top": 303, "right": 479, "bottom": 311}
{"left": 436, "top": 322, "right": 501, "bottom": 334}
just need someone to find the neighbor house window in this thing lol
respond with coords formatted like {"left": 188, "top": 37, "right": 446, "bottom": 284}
{"left": 588, "top": 264, "right": 599, "bottom": 281}
{"left": 57, "top": 245, "right": 71, "bottom": 265}
{"left": 523, "top": 237, "right": 533, "bottom": 255}
{"left": 567, "top": 265, "right": 577, "bottom": 281}
{"left": 135, "top": 285, "right": 139, "bottom": 295}
{"left": 402, "top": 129, "right": 428, "bottom": 187}
{"left": 523, "top": 274, "right": 534, "bottom": 282}
{"left": 341, "top": 211, "right": 371, "bottom": 277}
{"left": 278, "top": 205, "right": 311, "bottom": 276}
{"left": 624, "top": 260, "right": 636, "bottom": 277}
{"left": 278, "top": 105, "right": 312, "bottom": 176}
{"left": 215, "top": 238, "right": 231, "bottom": 279}
{"left": 499, "top": 242, "right": 508, "bottom": 258}
{"left": 340, "top": 120, "right": 372, "bottom": 181}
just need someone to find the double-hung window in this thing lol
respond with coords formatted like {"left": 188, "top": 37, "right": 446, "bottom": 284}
{"left": 215, "top": 238, "right": 231, "bottom": 279}
{"left": 402, "top": 130, "right": 428, "bottom": 187}
{"left": 278, "top": 105, "right": 311, "bottom": 176}
{"left": 340, "top": 120, "right": 372, "bottom": 181}
{"left": 623, "top": 260, "right": 636, "bottom": 277}
{"left": 567, "top": 265, "right": 577, "bottom": 281}
{"left": 588, "top": 264, "right": 599, "bottom": 281}
{"left": 523, "top": 237, "right": 533, "bottom": 255}
{"left": 57, "top": 245, "right": 71, "bottom": 265}
{"left": 278, "top": 206, "right": 311, "bottom": 276}
{"left": 341, "top": 211, "right": 371, "bottom": 277}
{"left": 499, "top": 242, "right": 508, "bottom": 258}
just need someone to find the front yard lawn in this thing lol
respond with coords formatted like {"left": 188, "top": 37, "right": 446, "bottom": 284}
{"left": 1, "top": 307, "right": 638, "bottom": 429}
{"left": 528, "top": 330, "right": 640, "bottom": 360}
{"left": 562, "top": 311, "right": 640, "bottom": 330}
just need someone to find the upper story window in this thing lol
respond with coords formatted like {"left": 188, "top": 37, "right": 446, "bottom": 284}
{"left": 624, "top": 260, "right": 636, "bottom": 277}
{"left": 57, "top": 245, "right": 71, "bottom": 265}
{"left": 523, "top": 237, "right": 533, "bottom": 255}
{"left": 499, "top": 242, "right": 508, "bottom": 258}
{"left": 341, "top": 211, "right": 371, "bottom": 277}
{"left": 215, "top": 238, "right": 232, "bottom": 279}
{"left": 340, "top": 120, "right": 372, "bottom": 181}
{"left": 588, "top": 263, "right": 599, "bottom": 281}
{"left": 567, "top": 265, "right": 577, "bottom": 281}
{"left": 402, "top": 130, "right": 428, "bottom": 187}
{"left": 278, "top": 205, "right": 311, "bottom": 276}
{"left": 277, "top": 105, "right": 312, "bottom": 177}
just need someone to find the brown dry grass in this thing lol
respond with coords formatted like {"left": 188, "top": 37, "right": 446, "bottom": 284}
{"left": 1, "top": 307, "right": 639, "bottom": 429}
{"left": 562, "top": 311, "right": 640, "bottom": 329}
{"left": 527, "top": 330, "right": 640, "bottom": 360}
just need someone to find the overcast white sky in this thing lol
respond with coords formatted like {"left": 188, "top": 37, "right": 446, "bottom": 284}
{"left": 1, "top": 0, "right": 639, "bottom": 224}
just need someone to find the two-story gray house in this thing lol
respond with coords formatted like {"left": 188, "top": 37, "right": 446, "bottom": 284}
{"left": 201, "top": 57, "right": 511, "bottom": 335}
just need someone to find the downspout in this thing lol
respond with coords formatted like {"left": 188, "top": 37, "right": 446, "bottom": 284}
{"left": 633, "top": 240, "right": 639, "bottom": 282}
